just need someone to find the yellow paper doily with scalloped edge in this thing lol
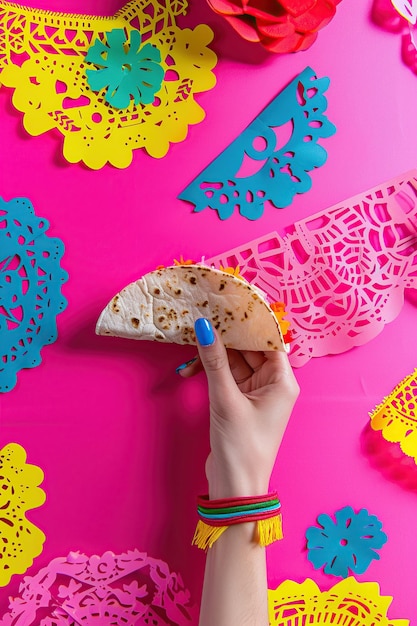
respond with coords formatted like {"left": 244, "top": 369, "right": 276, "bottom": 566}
{"left": 0, "top": 0, "right": 217, "bottom": 169}
{"left": 0, "top": 443, "right": 46, "bottom": 587}
{"left": 370, "top": 368, "right": 417, "bottom": 464}
{"left": 268, "top": 578, "right": 409, "bottom": 626}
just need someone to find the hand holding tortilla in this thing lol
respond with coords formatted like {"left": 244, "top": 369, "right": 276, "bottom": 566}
{"left": 96, "top": 264, "right": 292, "bottom": 351}
{"left": 188, "top": 318, "right": 299, "bottom": 626}
{"left": 96, "top": 264, "right": 296, "bottom": 626}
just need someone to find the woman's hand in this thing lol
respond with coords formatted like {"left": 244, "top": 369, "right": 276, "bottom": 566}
{"left": 178, "top": 318, "right": 299, "bottom": 499}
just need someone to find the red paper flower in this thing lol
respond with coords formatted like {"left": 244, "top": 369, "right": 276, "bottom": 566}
{"left": 207, "top": 0, "right": 342, "bottom": 52}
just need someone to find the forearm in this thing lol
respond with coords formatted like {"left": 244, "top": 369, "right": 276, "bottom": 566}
{"left": 189, "top": 326, "right": 298, "bottom": 626}
{"left": 199, "top": 522, "right": 269, "bottom": 626}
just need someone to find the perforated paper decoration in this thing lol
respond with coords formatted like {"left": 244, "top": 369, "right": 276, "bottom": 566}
{"left": 0, "top": 443, "right": 46, "bottom": 587}
{"left": 0, "top": 196, "right": 68, "bottom": 392}
{"left": 0, "top": 550, "right": 197, "bottom": 625}
{"left": 0, "top": 0, "right": 217, "bottom": 169}
{"left": 179, "top": 66, "right": 336, "bottom": 220}
{"left": 372, "top": 0, "right": 417, "bottom": 75}
{"left": 305, "top": 506, "right": 387, "bottom": 578}
{"left": 370, "top": 368, "right": 417, "bottom": 464}
{"left": 362, "top": 422, "right": 417, "bottom": 490}
{"left": 391, "top": 0, "right": 417, "bottom": 24}
{"left": 268, "top": 577, "right": 409, "bottom": 626}
{"left": 207, "top": 170, "right": 417, "bottom": 366}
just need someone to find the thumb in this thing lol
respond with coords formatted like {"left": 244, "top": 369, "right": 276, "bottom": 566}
{"left": 194, "top": 318, "right": 237, "bottom": 398}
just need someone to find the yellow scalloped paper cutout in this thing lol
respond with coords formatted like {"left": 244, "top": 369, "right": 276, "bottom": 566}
{"left": 0, "top": 443, "right": 46, "bottom": 587}
{"left": 0, "top": 0, "right": 217, "bottom": 169}
{"left": 268, "top": 578, "right": 409, "bottom": 626}
{"left": 370, "top": 368, "right": 417, "bottom": 464}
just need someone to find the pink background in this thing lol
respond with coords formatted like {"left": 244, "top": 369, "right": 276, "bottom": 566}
{"left": 1, "top": 0, "right": 417, "bottom": 621}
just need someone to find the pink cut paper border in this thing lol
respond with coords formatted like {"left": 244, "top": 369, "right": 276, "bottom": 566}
{"left": 207, "top": 171, "right": 417, "bottom": 367}
{"left": 0, "top": 550, "right": 197, "bottom": 625}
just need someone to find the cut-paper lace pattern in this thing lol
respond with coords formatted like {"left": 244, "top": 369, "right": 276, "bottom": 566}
{"left": 0, "top": 550, "right": 197, "bottom": 625}
{"left": 362, "top": 422, "right": 417, "bottom": 491}
{"left": 0, "top": 196, "right": 68, "bottom": 392}
{"left": 0, "top": 0, "right": 217, "bottom": 169}
{"left": 306, "top": 506, "right": 387, "bottom": 578}
{"left": 372, "top": 0, "right": 417, "bottom": 75}
{"left": 392, "top": 0, "right": 417, "bottom": 23}
{"left": 370, "top": 368, "right": 417, "bottom": 464}
{"left": 207, "top": 171, "right": 417, "bottom": 366}
{"left": 179, "top": 67, "right": 336, "bottom": 220}
{"left": 0, "top": 443, "right": 46, "bottom": 587}
{"left": 268, "top": 577, "right": 409, "bottom": 626}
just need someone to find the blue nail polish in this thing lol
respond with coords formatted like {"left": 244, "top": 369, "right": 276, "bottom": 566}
{"left": 175, "top": 357, "right": 197, "bottom": 374}
{"left": 195, "top": 318, "right": 215, "bottom": 346}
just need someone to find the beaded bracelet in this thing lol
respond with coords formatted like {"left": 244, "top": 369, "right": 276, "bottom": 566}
{"left": 192, "top": 492, "right": 282, "bottom": 550}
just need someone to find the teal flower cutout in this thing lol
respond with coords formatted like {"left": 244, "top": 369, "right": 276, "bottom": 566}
{"left": 85, "top": 28, "right": 164, "bottom": 109}
{"left": 306, "top": 506, "right": 387, "bottom": 578}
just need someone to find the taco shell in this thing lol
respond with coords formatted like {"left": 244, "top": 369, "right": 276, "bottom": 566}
{"left": 96, "top": 265, "right": 286, "bottom": 351}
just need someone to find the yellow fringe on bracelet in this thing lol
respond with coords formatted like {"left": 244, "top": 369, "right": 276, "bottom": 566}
{"left": 192, "top": 522, "right": 229, "bottom": 550}
{"left": 192, "top": 515, "right": 283, "bottom": 551}
{"left": 257, "top": 515, "right": 283, "bottom": 547}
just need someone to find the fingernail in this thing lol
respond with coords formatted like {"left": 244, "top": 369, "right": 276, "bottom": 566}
{"left": 195, "top": 318, "right": 215, "bottom": 347}
{"left": 175, "top": 357, "right": 197, "bottom": 374}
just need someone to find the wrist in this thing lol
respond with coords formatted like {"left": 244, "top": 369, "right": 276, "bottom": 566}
{"left": 205, "top": 455, "right": 272, "bottom": 500}
{"left": 208, "top": 477, "right": 270, "bottom": 500}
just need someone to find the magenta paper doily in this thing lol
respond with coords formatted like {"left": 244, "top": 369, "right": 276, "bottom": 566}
{"left": 207, "top": 170, "right": 417, "bottom": 367}
{"left": 0, "top": 550, "right": 197, "bottom": 625}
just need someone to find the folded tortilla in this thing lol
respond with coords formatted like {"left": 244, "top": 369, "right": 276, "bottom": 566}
{"left": 96, "top": 264, "right": 286, "bottom": 351}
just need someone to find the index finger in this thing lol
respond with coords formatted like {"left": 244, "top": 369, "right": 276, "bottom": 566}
{"left": 235, "top": 347, "right": 292, "bottom": 374}
{"left": 262, "top": 349, "right": 299, "bottom": 389}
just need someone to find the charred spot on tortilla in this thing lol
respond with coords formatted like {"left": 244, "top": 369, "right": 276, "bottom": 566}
{"left": 95, "top": 264, "right": 287, "bottom": 352}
